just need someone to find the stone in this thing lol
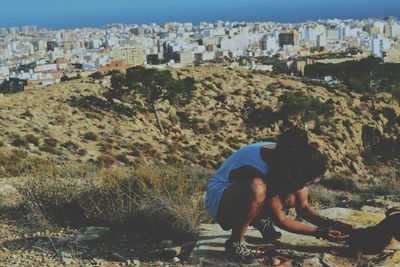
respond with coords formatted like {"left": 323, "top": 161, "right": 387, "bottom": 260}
{"left": 360, "top": 205, "right": 384, "bottom": 214}
{"left": 302, "top": 257, "right": 323, "bottom": 267}
{"left": 73, "top": 226, "right": 110, "bottom": 244}
{"left": 162, "top": 246, "right": 182, "bottom": 258}
{"left": 113, "top": 252, "right": 126, "bottom": 261}
{"left": 161, "top": 240, "right": 173, "bottom": 248}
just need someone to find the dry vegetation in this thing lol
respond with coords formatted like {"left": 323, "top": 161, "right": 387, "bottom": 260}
{"left": 16, "top": 161, "right": 211, "bottom": 239}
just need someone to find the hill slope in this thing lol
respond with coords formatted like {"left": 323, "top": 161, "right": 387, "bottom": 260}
{"left": 0, "top": 66, "right": 399, "bottom": 183}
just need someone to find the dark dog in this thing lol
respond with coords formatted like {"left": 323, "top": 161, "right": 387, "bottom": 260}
{"left": 347, "top": 207, "right": 400, "bottom": 255}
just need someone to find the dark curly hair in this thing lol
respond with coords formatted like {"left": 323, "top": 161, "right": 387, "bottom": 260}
{"left": 264, "top": 127, "right": 328, "bottom": 196}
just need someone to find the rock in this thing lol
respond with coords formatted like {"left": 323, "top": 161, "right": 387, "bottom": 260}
{"left": 112, "top": 252, "right": 126, "bottom": 261}
{"left": 360, "top": 205, "right": 384, "bottom": 214}
{"left": 93, "top": 257, "right": 105, "bottom": 264}
{"left": 161, "top": 240, "right": 173, "bottom": 248}
{"left": 61, "top": 257, "right": 74, "bottom": 265}
{"left": 73, "top": 226, "right": 110, "bottom": 244}
{"left": 172, "top": 257, "right": 180, "bottom": 263}
{"left": 55, "top": 236, "right": 69, "bottom": 244}
{"left": 302, "top": 257, "right": 323, "bottom": 267}
{"left": 162, "top": 246, "right": 182, "bottom": 258}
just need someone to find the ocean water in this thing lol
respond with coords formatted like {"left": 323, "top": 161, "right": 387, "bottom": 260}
{"left": 1, "top": 0, "right": 399, "bottom": 29}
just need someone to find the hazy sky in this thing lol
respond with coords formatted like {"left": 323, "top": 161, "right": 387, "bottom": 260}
{"left": 2, "top": 0, "right": 399, "bottom": 29}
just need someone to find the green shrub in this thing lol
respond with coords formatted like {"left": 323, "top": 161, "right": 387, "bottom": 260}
{"left": 78, "top": 148, "right": 87, "bottom": 156}
{"left": 320, "top": 175, "right": 359, "bottom": 192}
{"left": 11, "top": 136, "right": 29, "bottom": 148}
{"left": 83, "top": 132, "right": 98, "bottom": 141}
{"left": 40, "top": 138, "right": 58, "bottom": 153}
{"left": 308, "top": 185, "right": 338, "bottom": 208}
{"left": 278, "top": 91, "right": 334, "bottom": 122}
{"left": 61, "top": 141, "right": 80, "bottom": 153}
{"left": 115, "top": 153, "right": 130, "bottom": 164}
{"left": 25, "top": 134, "right": 40, "bottom": 146}
{"left": 245, "top": 106, "right": 277, "bottom": 128}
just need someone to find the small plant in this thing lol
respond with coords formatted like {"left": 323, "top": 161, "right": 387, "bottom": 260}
{"left": 320, "top": 175, "right": 359, "bottom": 192}
{"left": 83, "top": 132, "right": 98, "bottom": 141}
{"left": 245, "top": 106, "right": 277, "bottom": 128}
{"left": 11, "top": 136, "right": 29, "bottom": 148}
{"left": 24, "top": 134, "right": 40, "bottom": 146}
{"left": 61, "top": 141, "right": 80, "bottom": 153}
{"left": 78, "top": 148, "right": 87, "bottom": 156}
{"left": 97, "top": 154, "right": 116, "bottom": 168}
{"left": 115, "top": 153, "right": 130, "bottom": 164}
{"left": 40, "top": 138, "right": 58, "bottom": 153}
{"left": 308, "top": 185, "right": 338, "bottom": 208}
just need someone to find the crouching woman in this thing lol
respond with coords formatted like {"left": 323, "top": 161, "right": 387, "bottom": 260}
{"left": 205, "top": 128, "right": 352, "bottom": 264}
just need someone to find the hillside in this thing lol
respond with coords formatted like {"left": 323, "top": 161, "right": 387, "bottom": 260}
{"left": 0, "top": 66, "right": 399, "bottom": 183}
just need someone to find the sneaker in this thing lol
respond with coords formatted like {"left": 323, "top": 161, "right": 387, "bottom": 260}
{"left": 224, "top": 238, "right": 258, "bottom": 265}
{"left": 251, "top": 218, "right": 282, "bottom": 242}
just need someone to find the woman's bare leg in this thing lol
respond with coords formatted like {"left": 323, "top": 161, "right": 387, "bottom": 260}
{"left": 217, "top": 178, "right": 267, "bottom": 241}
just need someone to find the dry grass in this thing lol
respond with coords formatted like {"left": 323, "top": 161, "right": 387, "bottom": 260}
{"left": 0, "top": 148, "right": 43, "bottom": 178}
{"left": 308, "top": 184, "right": 339, "bottom": 208}
{"left": 17, "top": 162, "right": 211, "bottom": 239}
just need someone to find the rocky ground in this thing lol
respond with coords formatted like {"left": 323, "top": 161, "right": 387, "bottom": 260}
{"left": 0, "top": 179, "right": 399, "bottom": 266}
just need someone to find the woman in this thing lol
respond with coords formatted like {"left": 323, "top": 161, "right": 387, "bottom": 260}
{"left": 205, "top": 128, "right": 353, "bottom": 264}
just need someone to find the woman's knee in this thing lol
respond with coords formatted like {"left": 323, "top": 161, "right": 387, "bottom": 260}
{"left": 248, "top": 178, "right": 267, "bottom": 204}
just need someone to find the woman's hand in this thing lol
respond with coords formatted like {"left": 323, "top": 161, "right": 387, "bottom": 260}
{"left": 327, "top": 219, "right": 354, "bottom": 234}
{"left": 325, "top": 229, "right": 350, "bottom": 243}
{"left": 315, "top": 226, "right": 350, "bottom": 243}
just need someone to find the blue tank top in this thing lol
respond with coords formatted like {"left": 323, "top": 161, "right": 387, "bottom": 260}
{"left": 208, "top": 141, "right": 274, "bottom": 187}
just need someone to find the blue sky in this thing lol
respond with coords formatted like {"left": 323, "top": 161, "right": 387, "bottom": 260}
{"left": 2, "top": 0, "right": 399, "bottom": 29}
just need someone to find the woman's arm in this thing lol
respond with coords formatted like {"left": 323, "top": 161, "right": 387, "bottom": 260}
{"left": 269, "top": 195, "right": 349, "bottom": 242}
{"left": 269, "top": 195, "right": 316, "bottom": 236}
{"left": 294, "top": 187, "right": 331, "bottom": 226}
{"left": 295, "top": 187, "right": 353, "bottom": 232}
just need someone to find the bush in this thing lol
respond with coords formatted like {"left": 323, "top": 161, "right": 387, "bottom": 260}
{"left": 320, "top": 175, "right": 360, "bottom": 192}
{"left": 90, "top": 71, "right": 104, "bottom": 80}
{"left": 97, "top": 154, "right": 116, "bottom": 168}
{"left": 115, "top": 153, "right": 130, "bottom": 164}
{"left": 25, "top": 134, "right": 40, "bottom": 146}
{"left": 11, "top": 136, "right": 29, "bottom": 148}
{"left": 40, "top": 138, "right": 58, "bottom": 153}
{"left": 245, "top": 107, "right": 277, "bottom": 128}
{"left": 61, "top": 141, "right": 80, "bottom": 153}
{"left": 278, "top": 91, "right": 334, "bottom": 122}
{"left": 78, "top": 148, "right": 87, "bottom": 156}
{"left": 17, "top": 163, "right": 212, "bottom": 239}
{"left": 308, "top": 185, "right": 338, "bottom": 208}
{"left": 83, "top": 132, "right": 98, "bottom": 141}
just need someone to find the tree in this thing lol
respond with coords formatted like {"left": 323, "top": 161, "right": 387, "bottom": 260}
{"left": 125, "top": 66, "right": 195, "bottom": 134}
{"left": 278, "top": 91, "right": 334, "bottom": 125}
{"left": 110, "top": 71, "right": 126, "bottom": 98}
{"left": 90, "top": 71, "right": 104, "bottom": 80}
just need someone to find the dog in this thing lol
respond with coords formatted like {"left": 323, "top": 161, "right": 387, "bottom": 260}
{"left": 347, "top": 207, "right": 400, "bottom": 255}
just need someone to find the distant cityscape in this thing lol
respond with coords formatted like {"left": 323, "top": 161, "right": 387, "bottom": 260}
{"left": 0, "top": 16, "right": 400, "bottom": 92}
